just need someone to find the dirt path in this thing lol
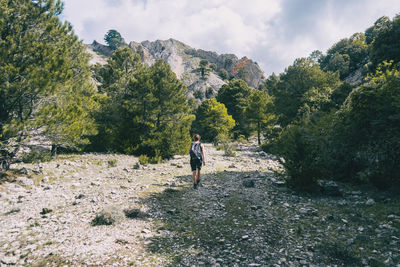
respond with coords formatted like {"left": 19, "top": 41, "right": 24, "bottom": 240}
{"left": 1, "top": 142, "right": 399, "bottom": 266}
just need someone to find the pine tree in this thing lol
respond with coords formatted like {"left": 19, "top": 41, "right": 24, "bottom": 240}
{"left": 192, "top": 98, "right": 235, "bottom": 142}
{"left": 245, "top": 90, "right": 275, "bottom": 145}
{"left": 0, "top": 0, "right": 98, "bottom": 168}
{"left": 216, "top": 79, "right": 253, "bottom": 137}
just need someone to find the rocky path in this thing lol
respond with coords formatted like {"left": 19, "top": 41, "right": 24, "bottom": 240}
{"left": 0, "top": 142, "right": 399, "bottom": 266}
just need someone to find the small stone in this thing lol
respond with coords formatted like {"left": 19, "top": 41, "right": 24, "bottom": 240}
{"left": 241, "top": 235, "right": 249, "bottom": 240}
{"left": 299, "top": 260, "right": 308, "bottom": 265}
{"left": 19, "top": 167, "right": 29, "bottom": 175}
{"left": 133, "top": 162, "right": 141, "bottom": 169}
{"left": 75, "top": 194, "right": 85, "bottom": 199}
{"left": 40, "top": 208, "right": 53, "bottom": 215}
{"left": 366, "top": 199, "right": 375, "bottom": 205}
{"left": 228, "top": 164, "right": 236, "bottom": 168}
{"left": 42, "top": 176, "right": 49, "bottom": 183}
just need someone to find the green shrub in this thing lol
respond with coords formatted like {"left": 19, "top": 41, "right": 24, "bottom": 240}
{"left": 139, "top": 155, "right": 149, "bottom": 165}
{"left": 236, "top": 134, "right": 247, "bottom": 144}
{"left": 21, "top": 150, "right": 52, "bottom": 163}
{"left": 92, "top": 206, "right": 124, "bottom": 226}
{"left": 149, "top": 155, "right": 162, "bottom": 164}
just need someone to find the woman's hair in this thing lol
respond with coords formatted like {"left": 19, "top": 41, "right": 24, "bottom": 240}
{"left": 193, "top": 134, "right": 201, "bottom": 141}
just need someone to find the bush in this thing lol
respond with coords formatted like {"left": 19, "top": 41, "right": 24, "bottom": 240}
{"left": 92, "top": 206, "right": 124, "bottom": 226}
{"left": 214, "top": 134, "right": 237, "bottom": 157}
{"left": 139, "top": 155, "right": 149, "bottom": 165}
{"left": 149, "top": 155, "right": 162, "bottom": 164}
{"left": 236, "top": 135, "right": 247, "bottom": 144}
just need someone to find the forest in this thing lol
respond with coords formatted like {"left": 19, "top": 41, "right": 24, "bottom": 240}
{"left": 1, "top": 0, "right": 399, "bottom": 191}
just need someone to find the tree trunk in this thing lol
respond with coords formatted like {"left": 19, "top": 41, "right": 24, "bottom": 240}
{"left": 51, "top": 144, "right": 58, "bottom": 159}
{"left": 257, "top": 121, "right": 261, "bottom": 145}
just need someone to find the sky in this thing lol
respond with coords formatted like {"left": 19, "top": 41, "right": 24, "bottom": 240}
{"left": 61, "top": 0, "right": 400, "bottom": 75}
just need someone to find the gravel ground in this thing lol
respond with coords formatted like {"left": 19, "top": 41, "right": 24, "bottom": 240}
{"left": 0, "top": 142, "right": 399, "bottom": 266}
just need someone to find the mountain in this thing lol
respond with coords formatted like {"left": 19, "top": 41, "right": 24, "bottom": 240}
{"left": 87, "top": 39, "right": 266, "bottom": 100}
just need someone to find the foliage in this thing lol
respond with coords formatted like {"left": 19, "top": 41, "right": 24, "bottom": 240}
{"left": 217, "top": 79, "right": 253, "bottom": 137}
{"left": 219, "top": 68, "right": 229, "bottom": 80}
{"left": 90, "top": 50, "right": 194, "bottom": 159}
{"left": 104, "top": 29, "right": 126, "bottom": 51}
{"left": 214, "top": 133, "right": 236, "bottom": 157}
{"left": 331, "top": 62, "right": 400, "bottom": 188}
{"left": 192, "top": 98, "right": 235, "bottom": 142}
{"left": 92, "top": 206, "right": 124, "bottom": 226}
{"left": 245, "top": 90, "right": 275, "bottom": 144}
{"left": 271, "top": 58, "right": 340, "bottom": 127}
{"left": 21, "top": 150, "right": 52, "bottom": 164}
{"left": 368, "top": 15, "right": 400, "bottom": 68}
{"left": 269, "top": 62, "right": 400, "bottom": 190}
{"left": 0, "top": 0, "right": 97, "bottom": 168}
{"left": 320, "top": 33, "right": 368, "bottom": 78}
{"left": 199, "top": 59, "right": 209, "bottom": 78}
{"left": 270, "top": 113, "right": 332, "bottom": 191}
{"left": 139, "top": 154, "right": 149, "bottom": 165}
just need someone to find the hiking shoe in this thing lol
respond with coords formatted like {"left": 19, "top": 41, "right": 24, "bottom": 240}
{"left": 193, "top": 183, "right": 198, "bottom": 189}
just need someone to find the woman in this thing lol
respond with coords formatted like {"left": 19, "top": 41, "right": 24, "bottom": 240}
{"left": 189, "top": 134, "right": 206, "bottom": 189}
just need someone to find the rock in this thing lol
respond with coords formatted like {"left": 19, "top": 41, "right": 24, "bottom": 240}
{"left": 16, "top": 177, "right": 34, "bottom": 187}
{"left": 133, "top": 162, "right": 141, "bottom": 169}
{"left": 228, "top": 164, "right": 236, "bottom": 168}
{"left": 243, "top": 180, "right": 255, "bottom": 188}
{"left": 40, "top": 208, "right": 53, "bottom": 215}
{"left": 19, "top": 167, "right": 29, "bottom": 175}
{"left": 75, "top": 194, "right": 85, "bottom": 199}
{"left": 42, "top": 176, "right": 49, "bottom": 183}
{"left": 273, "top": 181, "right": 286, "bottom": 187}
{"left": 366, "top": 198, "right": 375, "bottom": 206}
{"left": 1, "top": 256, "right": 18, "bottom": 265}
{"left": 318, "top": 180, "right": 343, "bottom": 197}
{"left": 241, "top": 235, "right": 249, "bottom": 240}
{"left": 299, "top": 259, "right": 308, "bottom": 265}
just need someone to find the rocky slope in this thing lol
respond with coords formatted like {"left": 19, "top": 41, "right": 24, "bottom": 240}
{"left": 1, "top": 142, "right": 399, "bottom": 266}
{"left": 87, "top": 39, "right": 266, "bottom": 101}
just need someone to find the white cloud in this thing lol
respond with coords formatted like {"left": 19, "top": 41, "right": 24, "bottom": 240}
{"left": 62, "top": 0, "right": 400, "bottom": 75}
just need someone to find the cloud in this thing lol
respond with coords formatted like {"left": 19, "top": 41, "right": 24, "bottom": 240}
{"left": 62, "top": 0, "right": 400, "bottom": 75}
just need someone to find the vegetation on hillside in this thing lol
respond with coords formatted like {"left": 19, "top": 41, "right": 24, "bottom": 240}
{"left": 262, "top": 15, "right": 400, "bottom": 191}
{"left": 1, "top": 1, "right": 398, "bottom": 192}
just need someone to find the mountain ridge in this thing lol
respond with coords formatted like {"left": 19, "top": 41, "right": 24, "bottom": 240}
{"left": 87, "top": 38, "right": 266, "bottom": 101}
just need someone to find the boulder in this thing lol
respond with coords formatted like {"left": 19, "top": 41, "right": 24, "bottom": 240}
{"left": 318, "top": 180, "right": 343, "bottom": 197}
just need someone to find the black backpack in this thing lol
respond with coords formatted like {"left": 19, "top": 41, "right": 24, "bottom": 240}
{"left": 189, "top": 142, "right": 202, "bottom": 160}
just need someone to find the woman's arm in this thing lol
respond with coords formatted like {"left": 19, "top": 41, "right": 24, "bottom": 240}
{"left": 201, "top": 144, "right": 206, "bottom": 165}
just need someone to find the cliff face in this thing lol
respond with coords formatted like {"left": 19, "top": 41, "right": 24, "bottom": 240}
{"left": 87, "top": 38, "right": 266, "bottom": 100}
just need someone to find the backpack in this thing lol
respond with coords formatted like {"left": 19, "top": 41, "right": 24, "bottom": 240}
{"left": 189, "top": 142, "right": 202, "bottom": 160}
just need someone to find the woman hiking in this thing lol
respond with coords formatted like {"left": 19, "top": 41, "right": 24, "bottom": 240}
{"left": 189, "top": 134, "right": 205, "bottom": 189}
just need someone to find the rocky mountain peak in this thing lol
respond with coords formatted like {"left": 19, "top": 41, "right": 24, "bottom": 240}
{"left": 88, "top": 39, "right": 266, "bottom": 102}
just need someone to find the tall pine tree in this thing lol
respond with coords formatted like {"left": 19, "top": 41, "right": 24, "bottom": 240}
{"left": 0, "top": 0, "right": 98, "bottom": 168}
